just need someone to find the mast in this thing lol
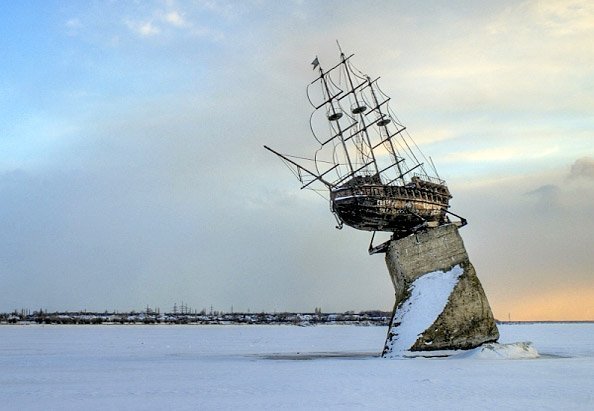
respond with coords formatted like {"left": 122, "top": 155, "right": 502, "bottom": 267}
{"left": 367, "top": 75, "right": 404, "bottom": 183}
{"left": 317, "top": 63, "right": 355, "bottom": 175}
{"left": 340, "top": 52, "right": 380, "bottom": 176}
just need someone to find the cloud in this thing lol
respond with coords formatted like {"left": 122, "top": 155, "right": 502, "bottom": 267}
{"left": 375, "top": 0, "right": 594, "bottom": 118}
{"left": 125, "top": 19, "right": 161, "bottom": 37}
{"left": 532, "top": 0, "right": 594, "bottom": 36}
{"left": 568, "top": 156, "right": 594, "bottom": 180}
{"left": 163, "top": 10, "right": 187, "bottom": 27}
{"left": 523, "top": 156, "right": 594, "bottom": 213}
{"left": 446, "top": 147, "right": 519, "bottom": 163}
{"left": 526, "top": 184, "right": 560, "bottom": 197}
{"left": 122, "top": 4, "right": 224, "bottom": 41}
{"left": 525, "top": 184, "right": 561, "bottom": 211}
{"left": 65, "top": 18, "right": 82, "bottom": 36}
{"left": 195, "top": 0, "right": 241, "bottom": 20}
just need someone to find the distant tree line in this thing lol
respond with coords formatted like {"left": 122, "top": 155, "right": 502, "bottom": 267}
{"left": 0, "top": 308, "right": 391, "bottom": 326}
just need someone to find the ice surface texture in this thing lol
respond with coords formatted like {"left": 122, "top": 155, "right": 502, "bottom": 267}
{"left": 0, "top": 324, "right": 592, "bottom": 410}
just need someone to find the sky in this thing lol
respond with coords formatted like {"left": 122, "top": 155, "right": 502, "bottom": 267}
{"left": 1, "top": 0, "right": 593, "bottom": 320}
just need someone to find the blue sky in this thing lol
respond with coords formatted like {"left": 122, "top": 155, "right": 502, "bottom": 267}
{"left": 1, "top": 0, "right": 593, "bottom": 319}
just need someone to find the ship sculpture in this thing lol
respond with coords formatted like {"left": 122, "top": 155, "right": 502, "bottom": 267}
{"left": 265, "top": 46, "right": 466, "bottom": 254}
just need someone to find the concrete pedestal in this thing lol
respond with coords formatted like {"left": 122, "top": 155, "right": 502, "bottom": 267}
{"left": 383, "top": 224, "right": 499, "bottom": 357}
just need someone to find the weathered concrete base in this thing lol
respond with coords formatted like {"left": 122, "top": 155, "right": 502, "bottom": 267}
{"left": 382, "top": 224, "right": 499, "bottom": 357}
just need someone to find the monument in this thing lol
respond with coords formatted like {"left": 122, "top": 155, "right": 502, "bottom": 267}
{"left": 265, "top": 45, "right": 499, "bottom": 356}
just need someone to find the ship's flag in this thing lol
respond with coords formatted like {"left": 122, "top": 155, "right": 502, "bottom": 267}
{"left": 311, "top": 57, "right": 319, "bottom": 70}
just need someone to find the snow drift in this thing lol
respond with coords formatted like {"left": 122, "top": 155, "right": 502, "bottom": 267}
{"left": 454, "top": 342, "right": 540, "bottom": 360}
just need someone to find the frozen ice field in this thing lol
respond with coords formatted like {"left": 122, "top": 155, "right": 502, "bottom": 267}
{"left": 1, "top": 323, "right": 592, "bottom": 410}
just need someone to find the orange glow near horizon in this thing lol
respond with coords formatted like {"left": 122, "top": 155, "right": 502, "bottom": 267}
{"left": 491, "top": 286, "right": 594, "bottom": 322}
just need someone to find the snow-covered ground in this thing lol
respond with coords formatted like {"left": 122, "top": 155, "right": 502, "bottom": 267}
{"left": 0, "top": 323, "right": 592, "bottom": 410}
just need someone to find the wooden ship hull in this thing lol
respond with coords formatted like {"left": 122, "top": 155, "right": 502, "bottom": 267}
{"left": 331, "top": 182, "right": 450, "bottom": 235}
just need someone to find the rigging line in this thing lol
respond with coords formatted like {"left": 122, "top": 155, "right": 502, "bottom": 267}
{"left": 384, "top": 106, "right": 414, "bottom": 148}
{"left": 301, "top": 163, "right": 340, "bottom": 189}
{"left": 336, "top": 82, "right": 371, "bottom": 105}
{"left": 387, "top": 163, "right": 424, "bottom": 185}
{"left": 398, "top": 143, "right": 418, "bottom": 168}
{"left": 361, "top": 93, "right": 374, "bottom": 117}
{"left": 331, "top": 130, "right": 338, "bottom": 154}
{"left": 285, "top": 153, "right": 335, "bottom": 165}
{"left": 387, "top": 105, "right": 404, "bottom": 125}
{"left": 353, "top": 136, "right": 369, "bottom": 159}
{"left": 280, "top": 158, "right": 302, "bottom": 182}
{"left": 308, "top": 188, "right": 328, "bottom": 201}
{"left": 320, "top": 121, "right": 359, "bottom": 146}
{"left": 348, "top": 62, "right": 366, "bottom": 82}
{"left": 343, "top": 109, "right": 357, "bottom": 123}
{"left": 382, "top": 139, "right": 397, "bottom": 160}
{"left": 313, "top": 145, "right": 347, "bottom": 179}
{"left": 393, "top": 137, "right": 413, "bottom": 164}
{"left": 385, "top": 105, "right": 405, "bottom": 128}
{"left": 301, "top": 182, "right": 330, "bottom": 200}
{"left": 327, "top": 76, "right": 346, "bottom": 110}
{"left": 349, "top": 59, "right": 370, "bottom": 81}
{"left": 331, "top": 141, "right": 353, "bottom": 180}
{"left": 382, "top": 110, "right": 427, "bottom": 173}
{"left": 345, "top": 131, "right": 369, "bottom": 168}
{"left": 400, "top": 129, "right": 423, "bottom": 167}
{"left": 375, "top": 82, "right": 393, "bottom": 102}
{"left": 381, "top": 100, "right": 423, "bottom": 167}
{"left": 385, "top": 102, "right": 406, "bottom": 127}
{"left": 331, "top": 138, "right": 340, "bottom": 179}
{"left": 429, "top": 156, "right": 441, "bottom": 179}
{"left": 386, "top": 110, "right": 429, "bottom": 171}
{"left": 342, "top": 59, "right": 362, "bottom": 95}
{"left": 327, "top": 71, "right": 343, "bottom": 93}
{"left": 389, "top": 131, "right": 408, "bottom": 156}
{"left": 406, "top": 128, "right": 433, "bottom": 172}
{"left": 328, "top": 76, "right": 355, "bottom": 120}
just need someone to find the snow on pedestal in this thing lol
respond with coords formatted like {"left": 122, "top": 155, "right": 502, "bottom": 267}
{"left": 383, "top": 265, "right": 463, "bottom": 354}
{"left": 383, "top": 224, "right": 499, "bottom": 358}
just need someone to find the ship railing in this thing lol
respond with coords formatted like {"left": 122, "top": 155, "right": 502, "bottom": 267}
{"left": 411, "top": 173, "right": 446, "bottom": 186}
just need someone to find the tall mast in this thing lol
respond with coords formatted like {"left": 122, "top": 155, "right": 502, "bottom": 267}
{"left": 318, "top": 63, "right": 355, "bottom": 175}
{"left": 340, "top": 52, "right": 380, "bottom": 176}
{"left": 367, "top": 75, "right": 404, "bottom": 182}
